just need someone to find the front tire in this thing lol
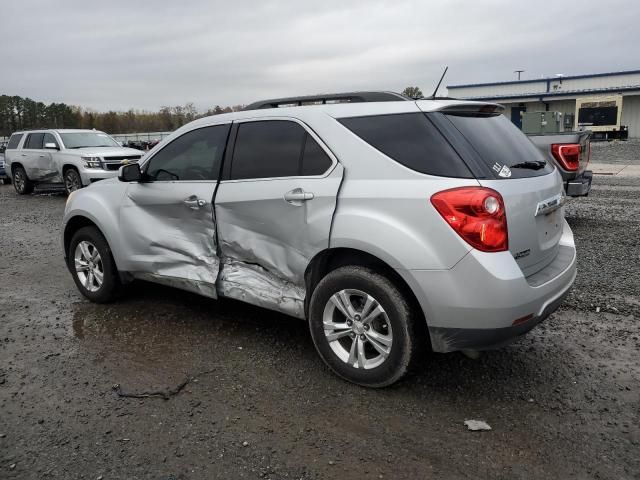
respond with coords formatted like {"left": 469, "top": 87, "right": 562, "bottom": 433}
{"left": 309, "top": 266, "right": 421, "bottom": 387}
{"left": 12, "top": 166, "right": 34, "bottom": 194}
{"left": 64, "top": 167, "right": 83, "bottom": 195}
{"left": 68, "top": 226, "right": 121, "bottom": 303}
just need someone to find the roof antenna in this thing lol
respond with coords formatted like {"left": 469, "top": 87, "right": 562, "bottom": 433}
{"left": 427, "top": 66, "right": 449, "bottom": 99}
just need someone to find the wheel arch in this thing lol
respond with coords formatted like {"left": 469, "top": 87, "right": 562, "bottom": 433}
{"left": 304, "top": 247, "right": 429, "bottom": 345}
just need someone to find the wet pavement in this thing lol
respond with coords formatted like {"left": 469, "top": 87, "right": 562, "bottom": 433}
{"left": 1, "top": 163, "right": 639, "bottom": 478}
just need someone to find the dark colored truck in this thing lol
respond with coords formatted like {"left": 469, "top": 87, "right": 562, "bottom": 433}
{"left": 528, "top": 131, "right": 592, "bottom": 196}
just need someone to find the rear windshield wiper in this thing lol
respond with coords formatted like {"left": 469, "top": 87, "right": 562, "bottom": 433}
{"left": 510, "top": 160, "right": 546, "bottom": 170}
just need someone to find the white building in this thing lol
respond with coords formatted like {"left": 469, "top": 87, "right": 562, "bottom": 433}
{"left": 447, "top": 69, "right": 640, "bottom": 138}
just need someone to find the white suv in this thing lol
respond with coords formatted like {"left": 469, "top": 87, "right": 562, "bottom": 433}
{"left": 62, "top": 92, "right": 576, "bottom": 387}
{"left": 4, "top": 129, "right": 143, "bottom": 194}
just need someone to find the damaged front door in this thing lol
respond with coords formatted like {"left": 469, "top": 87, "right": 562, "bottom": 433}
{"left": 215, "top": 119, "right": 343, "bottom": 318}
{"left": 119, "top": 124, "right": 231, "bottom": 298}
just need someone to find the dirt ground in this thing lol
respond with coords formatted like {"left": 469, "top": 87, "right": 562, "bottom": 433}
{"left": 1, "top": 148, "right": 639, "bottom": 479}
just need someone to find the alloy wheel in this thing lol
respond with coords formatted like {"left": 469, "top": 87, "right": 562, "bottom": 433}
{"left": 14, "top": 170, "right": 25, "bottom": 192}
{"left": 322, "top": 289, "right": 393, "bottom": 369}
{"left": 65, "top": 170, "right": 81, "bottom": 193}
{"left": 74, "top": 241, "right": 104, "bottom": 292}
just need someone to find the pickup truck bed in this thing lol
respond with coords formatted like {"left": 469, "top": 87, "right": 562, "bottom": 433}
{"left": 528, "top": 131, "right": 592, "bottom": 197}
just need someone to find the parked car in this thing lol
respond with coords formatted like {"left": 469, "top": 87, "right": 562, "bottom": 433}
{"left": 0, "top": 152, "right": 9, "bottom": 184}
{"left": 62, "top": 92, "right": 576, "bottom": 387}
{"left": 4, "top": 129, "right": 144, "bottom": 195}
{"left": 528, "top": 131, "right": 592, "bottom": 196}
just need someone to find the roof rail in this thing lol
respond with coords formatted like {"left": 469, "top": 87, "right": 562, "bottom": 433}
{"left": 243, "top": 91, "right": 410, "bottom": 111}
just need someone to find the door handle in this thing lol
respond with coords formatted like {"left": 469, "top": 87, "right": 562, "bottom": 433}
{"left": 21, "top": 154, "right": 27, "bottom": 157}
{"left": 39, "top": 155, "right": 46, "bottom": 158}
{"left": 284, "top": 188, "right": 314, "bottom": 205}
{"left": 183, "top": 196, "right": 207, "bottom": 209}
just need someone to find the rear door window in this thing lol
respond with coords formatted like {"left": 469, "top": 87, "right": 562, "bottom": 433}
{"left": 301, "top": 134, "right": 332, "bottom": 175}
{"left": 24, "top": 133, "right": 45, "bottom": 150}
{"left": 338, "top": 113, "right": 472, "bottom": 178}
{"left": 231, "top": 120, "right": 305, "bottom": 180}
{"left": 444, "top": 113, "right": 554, "bottom": 178}
{"left": 7, "top": 134, "right": 23, "bottom": 149}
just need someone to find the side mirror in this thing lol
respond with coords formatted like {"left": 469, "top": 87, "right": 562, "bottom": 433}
{"left": 118, "top": 163, "right": 142, "bottom": 182}
{"left": 44, "top": 142, "right": 59, "bottom": 150}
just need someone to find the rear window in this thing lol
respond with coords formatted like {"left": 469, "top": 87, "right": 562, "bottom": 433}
{"left": 7, "top": 134, "right": 23, "bottom": 149}
{"left": 338, "top": 113, "right": 472, "bottom": 178}
{"left": 444, "top": 113, "right": 553, "bottom": 178}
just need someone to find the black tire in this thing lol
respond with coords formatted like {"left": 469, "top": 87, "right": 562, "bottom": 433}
{"left": 64, "top": 167, "right": 83, "bottom": 195}
{"left": 12, "top": 165, "right": 34, "bottom": 194}
{"left": 68, "top": 226, "right": 121, "bottom": 303}
{"left": 309, "top": 266, "right": 421, "bottom": 388}
{"left": 1, "top": 177, "right": 10, "bottom": 185}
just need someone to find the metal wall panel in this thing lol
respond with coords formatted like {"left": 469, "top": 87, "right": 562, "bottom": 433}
{"left": 621, "top": 95, "right": 640, "bottom": 138}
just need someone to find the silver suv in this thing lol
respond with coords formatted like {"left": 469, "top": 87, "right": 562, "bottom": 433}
{"left": 62, "top": 92, "right": 576, "bottom": 387}
{"left": 4, "top": 129, "right": 143, "bottom": 195}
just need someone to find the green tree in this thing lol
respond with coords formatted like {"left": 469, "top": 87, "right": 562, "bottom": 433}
{"left": 402, "top": 86, "right": 423, "bottom": 99}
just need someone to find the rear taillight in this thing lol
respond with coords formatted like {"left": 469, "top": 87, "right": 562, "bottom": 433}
{"left": 551, "top": 143, "right": 580, "bottom": 171}
{"left": 430, "top": 187, "right": 508, "bottom": 252}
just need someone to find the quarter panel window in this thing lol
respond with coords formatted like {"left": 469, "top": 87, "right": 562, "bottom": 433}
{"left": 145, "top": 125, "right": 230, "bottom": 181}
{"left": 7, "top": 133, "right": 23, "bottom": 149}
{"left": 24, "top": 133, "right": 45, "bottom": 150}
{"left": 339, "top": 113, "right": 473, "bottom": 178}
{"left": 231, "top": 121, "right": 305, "bottom": 180}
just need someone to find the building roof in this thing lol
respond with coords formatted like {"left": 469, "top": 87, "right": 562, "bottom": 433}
{"left": 447, "top": 69, "right": 640, "bottom": 90}
{"left": 460, "top": 85, "right": 640, "bottom": 102}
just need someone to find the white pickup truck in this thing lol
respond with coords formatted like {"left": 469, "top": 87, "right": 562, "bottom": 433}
{"left": 4, "top": 129, "right": 144, "bottom": 194}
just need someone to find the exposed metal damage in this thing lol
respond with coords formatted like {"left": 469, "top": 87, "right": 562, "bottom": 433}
{"left": 216, "top": 257, "right": 306, "bottom": 319}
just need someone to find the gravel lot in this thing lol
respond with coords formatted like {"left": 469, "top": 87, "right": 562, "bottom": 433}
{"left": 0, "top": 143, "right": 639, "bottom": 479}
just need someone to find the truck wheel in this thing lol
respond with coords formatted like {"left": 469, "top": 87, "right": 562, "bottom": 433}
{"left": 13, "top": 166, "right": 34, "bottom": 194}
{"left": 308, "top": 266, "right": 421, "bottom": 387}
{"left": 68, "top": 226, "right": 121, "bottom": 303}
{"left": 64, "top": 168, "right": 82, "bottom": 195}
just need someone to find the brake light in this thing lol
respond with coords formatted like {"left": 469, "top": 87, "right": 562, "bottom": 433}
{"left": 551, "top": 143, "right": 580, "bottom": 171}
{"left": 430, "top": 187, "right": 508, "bottom": 252}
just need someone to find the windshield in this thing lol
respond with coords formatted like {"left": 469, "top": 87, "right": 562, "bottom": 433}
{"left": 59, "top": 132, "right": 120, "bottom": 149}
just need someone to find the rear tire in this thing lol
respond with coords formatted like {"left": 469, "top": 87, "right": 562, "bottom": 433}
{"left": 68, "top": 226, "right": 121, "bottom": 303}
{"left": 12, "top": 166, "right": 34, "bottom": 194}
{"left": 64, "top": 167, "right": 82, "bottom": 195}
{"left": 309, "top": 266, "right": 421, "bottom": 387}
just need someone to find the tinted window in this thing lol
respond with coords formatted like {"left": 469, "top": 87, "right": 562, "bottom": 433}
{"left": 302, "top": 134, "right": 332, "bottom": 175}
{"left": 43, "top": 133, "right": 58, "bottom": 148}
{"left": 445, "top": 113, "right": 553, "bottom": 179}
{"left": 145, "top": 125, "right": 230, "bottom": 181}
{"left": 231, "top": 121, "right": 305, "bottom": 180}
{"left": 339, "top": 113, "right": 472, "bottom": 178}
{"left": 24, "top": 133, "right": 45, "bottom": 149}
{"left": 7, "top": 134, "right": 23, "bottom": 149}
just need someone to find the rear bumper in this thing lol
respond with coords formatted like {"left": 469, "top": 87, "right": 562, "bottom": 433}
{"left": 565, "top": 170, "right": 592, "bottom": 197}
{"left": 398, "top": 219, "right": 577, "bottom": 353}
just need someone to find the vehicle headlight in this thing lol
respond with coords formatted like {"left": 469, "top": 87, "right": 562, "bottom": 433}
{"left": 81, "top": 156, "right": 102, "bottom": 168}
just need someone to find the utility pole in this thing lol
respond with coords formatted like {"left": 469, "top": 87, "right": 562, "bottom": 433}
{"left": 514, "top": 70, "right": 525, "bottom": 81}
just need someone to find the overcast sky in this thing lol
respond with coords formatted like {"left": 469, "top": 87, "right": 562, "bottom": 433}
{"left": 3, "top": 0, "right": 639, "bottom": 112}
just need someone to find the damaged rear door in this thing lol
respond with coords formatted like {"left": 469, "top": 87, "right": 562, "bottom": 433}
{"left": 119, "top": 124, "right": 231, "bottom": 297}
{"left": 215, "top": 118, "right": 343, "bottom": 318}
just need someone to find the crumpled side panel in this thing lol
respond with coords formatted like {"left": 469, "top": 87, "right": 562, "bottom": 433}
{"left": 216, "top": 257, "right": 306, "bottom": 319}
{"left": 120, "top": 183, "right": 221, "bottom": 298}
